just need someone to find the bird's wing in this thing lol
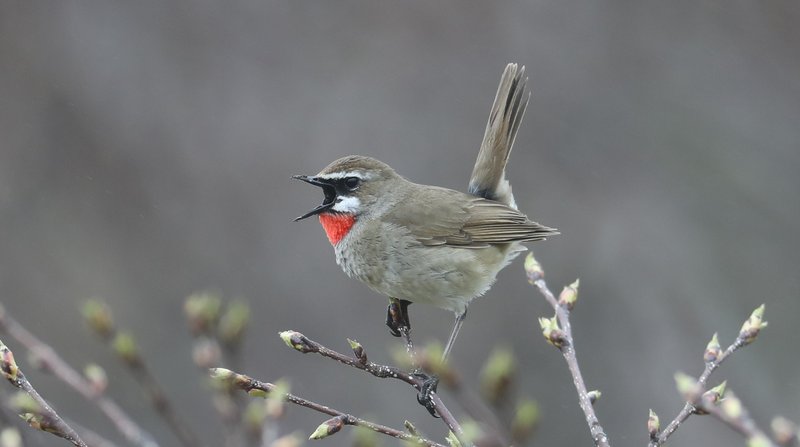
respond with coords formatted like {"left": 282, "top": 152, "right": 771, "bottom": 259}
{"left": 386, "top": 186, "right": 557, "bottom": 248}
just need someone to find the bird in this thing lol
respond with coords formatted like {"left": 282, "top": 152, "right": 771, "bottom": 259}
{"left": 293, "top": 63, "right": 557, "bottom": 415}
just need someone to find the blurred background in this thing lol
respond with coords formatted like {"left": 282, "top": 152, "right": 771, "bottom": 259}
{"left": 1, "top": 1, "right": 798, "bottom": 446}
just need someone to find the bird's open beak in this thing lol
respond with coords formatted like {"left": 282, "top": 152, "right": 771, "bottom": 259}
{"left": 292, "top": 175, "right": 337, "bottom": 221}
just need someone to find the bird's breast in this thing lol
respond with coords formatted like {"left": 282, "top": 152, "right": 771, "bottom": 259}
{"left": 318, "top": 213, "right": 356, "bottom": 246}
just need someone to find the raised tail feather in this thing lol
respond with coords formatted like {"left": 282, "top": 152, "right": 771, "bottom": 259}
{"left": 468, "top": 63, "right": 529, "bottom": 210}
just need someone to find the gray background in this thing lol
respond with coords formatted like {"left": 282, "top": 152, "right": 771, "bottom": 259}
{"left": 1, "top": 1, "right": 799, "bottom": 446}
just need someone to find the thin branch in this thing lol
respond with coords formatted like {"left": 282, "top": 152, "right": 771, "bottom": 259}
{"left": 0, "top": 339, "right": 87, "bottom": 447}
{"left": 279, "top": 330, "right": 467, "bottom": 443}
{"left": 651, "top": 304, "right": 767, "bottom": 446}
{"left": 677, "top": 377, "right": 776, "bottom": 447}
{"left": 525, "top": 254, "right": 611, "bottom": 447}
{"left": 0, "top": 307, "right": 158, "bottom": 447}
{"left": 82, "top": 300, "right": 200, "bottom": 447}
{"left": 210, "top": 368, "right": 446, "bottom": 447}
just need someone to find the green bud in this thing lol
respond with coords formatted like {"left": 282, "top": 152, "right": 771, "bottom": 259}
{"left": 218, "top": 300, "right": 250, "bottom": 346}
{"left": 247, "top": 388, "right": 267, "bottom": 398}
{"left": 84, "top": 363, "right": 108, "bottom": 394}
{"left": 184, "top": 291, "right": 222, "bottom": 335}
{"left": 538, "top": 316, "right": 566, "bottom": 347}
{"left": 480, "top": 346, "right": 516, "bottom": 404}
{"left": 524, "top": 253, "right": 544, "bottom": 283}
{"left": 739, "top": 304, "right": 767, "bottom": 345}
{"left": 647, "top": 409, "right": 660, "bottom": 439}
{"left": 347, "top": 338, "right": 367, "bottom": 364}
{"left": 112, "top": 332, "right": 140, "bottom": 365}
{"left": 558, "top": 279, "right": 580, "bottom": 310}
{"left": 0, "top": 341, "right": 18, "bottom": 382}
{"left": 674, "top": 372, "right": 701, "bottom": 402}
{"left": 242, "top": 400, "right": 267, "bottom": 438}
{"left": 279, "top": 331, "right": 316, "bottom": 353}
{"left": 0, "top": 427, "right": 22, "bottom": 447}
{"left": 308, "top": 415, "right": 345, "bottom": 440}
{"left": 587, "top": 390, "right": 602, "bottom": 405}
{"left": 747, "top": 434, "right": 772, "bottom": 447}
{"left": 404, "top": 420, "right": 420, "bottom": 436}
{"left": 82, "top": 299, "right": 115, "bottom": 338}
{"left": 351, "top": 426, "right": 382, "bottom": 447}
{"left": 771, "top": 416, "right": 798, "bottom": 446}
{"left": 511, "top": 399, "right": 540, "bottom": 443}
{"left": 721, "top": 392, "right": 743, "bottom": 419}
{"left": 704, "top": 332, "right": 721, "bottom": 363}
{"left": 209, "top": 367, "right": 235, "bottom": 381}
{"left": 703, "top": 381, "right": 727, "bottom": 406}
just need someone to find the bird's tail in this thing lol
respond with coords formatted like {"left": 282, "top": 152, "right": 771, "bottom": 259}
{"left": 468, "top": 63, "right": 529, "bottom": 210}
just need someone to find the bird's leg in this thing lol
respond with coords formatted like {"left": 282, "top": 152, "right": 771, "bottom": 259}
{"left": 386, "top": 298, "right": 417, "bottom": 358}
{"left": 416, "top": 309, "right": 468, "bottom": 417}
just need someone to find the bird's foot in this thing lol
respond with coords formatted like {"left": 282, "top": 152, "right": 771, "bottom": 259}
{"left": 413, "top": 371, "right": 440, "bottom": 418}
{"left": 386, "top": 298, "right": 412, "bottom": 337}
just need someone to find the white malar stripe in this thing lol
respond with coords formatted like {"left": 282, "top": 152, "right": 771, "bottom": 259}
{"left": 332, "top": 196, "right": 360, "bottom": 213}
{"left": 317, "top": 171, "right": 370, "bottom": 180}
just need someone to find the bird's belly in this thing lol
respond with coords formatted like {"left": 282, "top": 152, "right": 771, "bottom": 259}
{"left": 335, "top": 235, "right": 523, "bottom": 313}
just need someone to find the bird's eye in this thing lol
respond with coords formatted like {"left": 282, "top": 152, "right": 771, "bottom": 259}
{"left": 344, "top": 177, "right": 360, "bottom": 189}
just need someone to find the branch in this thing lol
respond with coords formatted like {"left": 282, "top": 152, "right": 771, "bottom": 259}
{"left": 82, "top": 300, "right": 200, "bottom": 447}
{"left": 0, "top": 306, "right": 158, "bottom": 447}
{"left": 0, "top": 339, "right": 87, "bottom": 447}
{"left": 525, "top": 253, "right": 611, "bottom": 447}
{"left": 651, "top": 305, "right": 768, "bottom": 446}
{"left": 673, "top": 374, "right": 776, "bottom": 446}
{"left": 278, "top": 330, "right": 467, "bottom": 443}
{"left": 209, "top": 368, "right": 446, "bottom": 447}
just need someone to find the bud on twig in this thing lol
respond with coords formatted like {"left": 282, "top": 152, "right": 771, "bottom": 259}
{"left": 720, "top": 391, "right": 744, "bottom": 420}
{"left": 771, "top": 416, "right": 798, "bottom": 446}
{"left": 112, "top": 332, "right": 141, "bottom": 366}
{"left": 404, "top": 420, "right": 421, "bottom": 437}
{"left": 347, "top": 339, "right": 367, "bottom": 365}
{"left": 82, "top": 300, "right": 115, "bottom": 338}
{"left": 739, "top": 304, "right": 767, "bottom": 346}
{"left": 279, "top": 331, "right": 316, "bottom": 353}
{"left": 83, "top": 363, "right": 108, "bottom": 395}
{"left": 701, "top": 381, "right": 727, "bottom": 408}
{"left": 747, "top": 434, "right": 773, "bottom": 447}
{"left": 524, "top": 253, "right": 544, "bottom": 283}
{"left": 0, "top": 427, "right": 22, "bottom": 447}
{"left": 308, "top": 415, "right": 346, "bottom": 440}
{"left": 538, "top": 316, "right": 567, "bottom": 348}
{"left": 0, "top": 341, "right": 19, "bottom": 382}
{"left": 674, "top": 372, "right": 702, "bottom": 402}
{"left": 647, "top": 409, "right": 660, "bottom": 440}
{"left": 209, "top": 367, "right": 236, "bottom": 382}
{"left": 704, "top": 332, "right": 722, "bottom": 363}
{"left": 511, "top": 399, "right": 540, "bottom": 443}
{"left": 587, "top": 390, "right": 602, "bottom": 405}
{"left": 184, "top": 292, "right": 222, "bottom": 336}
{"left": 192, "top": 338, "right": 221, "bottom": 369}
{"left": 558, "top": 279, "right": 580, "bottom": 310}
{"left": 480, "top": 346, "right": 516, "bottom": 404}
{"left": 218, "top": 301, "right": 250, "bottom": 347}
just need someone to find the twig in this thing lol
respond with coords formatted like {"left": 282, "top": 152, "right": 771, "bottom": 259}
{"left": 525, "top": 254, "right": 611, "bottom": 447}
{"left": 652, "top": 304, "right": 767, "bottom": 446}
{"left": 674, "top": 375, "right": 776, "bottom": 447}
{"left": 83, "top": 300, "right": 200, "bottom": 447}
{"left": 210, "top": 368, "right": 447, "bottom": 447}
{"left": 0, "top": 339, "right": 87, "bottom": 447}
{"left": 0, "top": 307, "right": 158, "bottom": 447}
{"left": 278, "top": 330, "right": 467, "bottom": 444}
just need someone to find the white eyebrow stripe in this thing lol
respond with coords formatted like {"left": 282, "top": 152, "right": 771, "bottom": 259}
{"left": 331, "top": 196, "right": 360, "bottom": 213}
{"left": 317, "top": 171, "right": 370, "bottom": 180}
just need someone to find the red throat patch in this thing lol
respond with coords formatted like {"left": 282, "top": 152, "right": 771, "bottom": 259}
{"left": 318, "top": 213, "right": 356, "bottom": 246}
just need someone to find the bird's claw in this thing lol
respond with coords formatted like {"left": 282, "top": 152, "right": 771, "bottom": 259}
{"left": 413, "top": 372, "right": 440, "bottom": 418}
{"left": 386, "top": 299, "right": 412, "bottom": 338}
